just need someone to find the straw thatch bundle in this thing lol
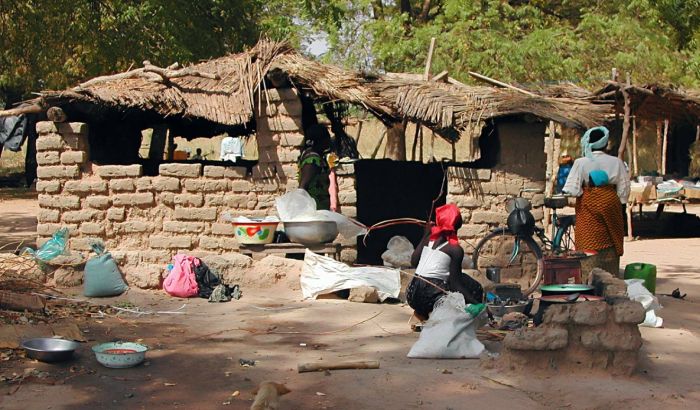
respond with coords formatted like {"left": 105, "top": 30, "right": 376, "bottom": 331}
{"left": 10, "top": 39, "right": 611, "bottom": 142}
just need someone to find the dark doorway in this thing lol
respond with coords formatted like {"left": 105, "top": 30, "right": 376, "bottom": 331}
{"left": 667, "top": 122, "right": 696, "bottom": 177}
{"left": 355, "top": 160, "right": 447, "bottom": 265}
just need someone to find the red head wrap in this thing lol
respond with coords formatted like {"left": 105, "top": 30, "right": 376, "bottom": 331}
{"left": 429, "top": 204, "right": 461, "bottom": 245}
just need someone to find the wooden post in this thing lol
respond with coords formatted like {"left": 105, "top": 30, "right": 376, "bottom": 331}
{"left": 419, "top": 127, "right": 424, "bottom": 162}
{"left": 618, "top": 90, "right": 631, "bottom": 159}
{"left": 355, "top": 120, "right": 363, "bottom": 145}
{"left": 423, "top": 37, "right": 436, "bottom": 81}
{"left": 662, "top": 119, "right": 669, "bottom": 175}
{"left": 611, "top": 67, "right": 618, "bottom": 82}
{"left": 626, "top": 204, "right": 634, "bottom": 240}
{"left": 632, "top": 116, "right": 638, "bottom": 176}
{"left": 429, "top": 131, "right": 435, "bottom": 162}
{"left": 656, "top": 121, "right": 663, "bottom": 174}
{"left": 696, "top": 124, "right": 700, "bottom": 142}
{"left": 167, "top": 130, "right": 175, "bottom": 160}
{"left": 544, "top": 121, "right": 556, "bottom": 233}
{"left": 370, "top": 130, "right": 386, "bottom": 159}
{"left": 149, "top": 125, "right": 168, "bottom": 161}
{"left": 411, "top": 124, "right": 420, "bottom": 161}
{"left": 385, "top": 120, "right": 407, "bottom": 160}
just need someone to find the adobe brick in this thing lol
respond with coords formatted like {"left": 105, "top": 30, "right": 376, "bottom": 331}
{"left": 174, "top": 193, "right": 204, "bottom": 207}
{"left": 162, "top": 221, "right": 206, "bottom": 233}
{"left": 96, "top": 165, "right": 142, "bottom": 178}
{"left": 152, "top": 177, "right": 180, "bottom": 192}
{"left": 37, "top": 209, "right": 60, "bottom": 223}
{"left": 149, "top": 236, "right": 192, "bottom": 249}
{"left": 85, "top": 196, "right": 111, "bottom": 209}
{"left": 36, "top": 151, "right": 60, "bottom": 165}
{"left": 63, "top": 180, "right": 108, "bottom": 194}
{"left": 106, "top": 207, "right": 126, "bottom": 221}
{"left": 36, "top": 180, "right": 62, "bottom": 194}
{"left": 36, "top": 135, "right": 64, "bottom": 151}
{"left": 37, "top": 165, "right": 80, "bottom": 179}
{"left": 38, "top": 194, "right": 80, "bottom": 210}
{"left": 109, "top": 178, "right": 136, "bottom": 192}
{"left": 60, "top": 151, "right": 86, "bottom": 165}
{"left": 112, "top": 193, "right": 154, "bottom": 207}
{"left": 183, "top": 179, "right": 228, "bottom": 192}
{"left": 174, "top": 207, "right": 217, "bottom": 221}
{"left": 159, "top": 163, "right": 201, "bottom": 178}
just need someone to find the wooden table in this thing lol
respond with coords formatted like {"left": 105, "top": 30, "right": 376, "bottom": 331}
{"left": 238, "top": 243, "right": 341, "bottom": 261}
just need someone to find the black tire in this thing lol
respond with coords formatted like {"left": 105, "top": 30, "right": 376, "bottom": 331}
{"left": 472, "top": 228, "right": 544, "bottom": 296}
{"left": 553, "top": 215, "right": 576, "bottom": 253}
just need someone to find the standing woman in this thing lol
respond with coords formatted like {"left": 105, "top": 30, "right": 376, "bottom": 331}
{"left": 407, "top": 204, "right": 483, "bottom": 321}
{"left": 562, "top": 126, "right": 630, "bottom": 276}
{"left": 298, "top": 124, "right": 332, "bottom": 210}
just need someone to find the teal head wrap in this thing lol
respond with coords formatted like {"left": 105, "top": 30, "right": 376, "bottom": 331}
{"left": 581, "top": 126, "right": 609, "bottom": 159}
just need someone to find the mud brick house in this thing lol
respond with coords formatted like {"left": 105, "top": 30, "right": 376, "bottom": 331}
{"left": 2, "top": 40, "right": 611, "bottom": 288}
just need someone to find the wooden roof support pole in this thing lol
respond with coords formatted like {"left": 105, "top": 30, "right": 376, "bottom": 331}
{"left": 656, "top": 121, "right": 663, "bottom": 174}
{"left": 544, "top": 121, "right": 556, "bottom": 233}
{"left": 632, "top": 116, "right": 639, "bottom": 177}
{"left": 696, "top": 124, "right": 700, "bottom": 143}
{"left": 618, "top": 89, "right": 631, "bottom": 159}
{"left": 662, "top": 119, "right": 670, "bottom": 176}
{"left": 423, "top": 37, "right": 436, "bottom": 81}
{"left": 411, "top": 124, "right": 420, "bottom": 161}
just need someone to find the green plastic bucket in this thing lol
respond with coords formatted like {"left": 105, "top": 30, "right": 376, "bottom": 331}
{"left": 624, "top": 263, "right": 657, "bottom": 295}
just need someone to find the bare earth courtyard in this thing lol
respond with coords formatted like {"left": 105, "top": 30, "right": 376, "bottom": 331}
{"left": 0, "top": 196, "right": 698, "bottom": 409}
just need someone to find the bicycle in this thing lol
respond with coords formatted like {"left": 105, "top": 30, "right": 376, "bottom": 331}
{"left": 471, "top": 189, "right": 576, "bottom": 296}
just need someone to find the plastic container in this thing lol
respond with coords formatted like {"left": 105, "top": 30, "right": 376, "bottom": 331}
{"left": 92, "top": 342, "right": 148, "bottom": 368}
{"left": 232, "top": 221, "right": 279, "bottom": 244}
{"left": 624, "top": 263, "right": 657, "bottom": 294}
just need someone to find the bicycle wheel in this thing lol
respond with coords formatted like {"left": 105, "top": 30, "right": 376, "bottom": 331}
{"left": 472, "top": 228, "right": 544, "bottom": 295}
{"left": 552, "top": 215, "right": 576, "bottom": 253}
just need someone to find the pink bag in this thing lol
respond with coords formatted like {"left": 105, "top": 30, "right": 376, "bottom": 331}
{"left": 163, "top": 254, "right": 199, "bottom": 298}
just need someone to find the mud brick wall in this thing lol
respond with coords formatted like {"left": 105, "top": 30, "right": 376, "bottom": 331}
{"left": 34, "top": 87, "right": 358, "bottom": 288}
{"left": 502, "top": 269, "right": 645, "bottom": 376}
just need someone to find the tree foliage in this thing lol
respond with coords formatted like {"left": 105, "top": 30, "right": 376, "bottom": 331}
{"left": 302, "top": 0, "right": 700, "bottom": 88}
{"left": 0, "top": 0, "right": 299, "bottom": 107}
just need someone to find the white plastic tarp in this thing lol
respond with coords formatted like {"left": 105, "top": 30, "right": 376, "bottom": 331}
{"left": 407, "top": 292, "right": 486, "bottom": 359}
{"left": 625, "top": 278, "right": 663, "bottom": 328}
{"left": 300, "top": 250, "right": 400, "bottom": 301}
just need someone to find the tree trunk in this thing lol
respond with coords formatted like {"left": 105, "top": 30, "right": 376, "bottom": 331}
{"left": 419, "top": 0, "right": 432, "bottom": 21}
{"left": 385, "top": 121, "right": 407, "bottom": 161}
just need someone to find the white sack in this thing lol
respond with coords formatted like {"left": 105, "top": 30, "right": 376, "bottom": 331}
{"left": 407, "top": 292, "right": 486, "bottom": 359}
{"left": 381, "top": 236, "right": 414, "bottom": 268}
{"left": 276, "top": 189, "right": 317, "bottom": 221}
{"left": 301, "top": 250, "right": 400, "bottom": 301}
{"left": 625, "top": 278, "right": 663, "bottom": 328}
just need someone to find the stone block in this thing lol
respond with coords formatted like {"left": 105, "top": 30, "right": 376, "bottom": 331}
{"left": 37, "top": 165, "right": 80, "bottom": 179}
{"left": 38, "top": 194, "right": 80, "bottom": 210}
{"left": 36, "top": 151, "right": 60, "bottom": 165}
{"left": 69, "top": 238, "right": 100, "bottom": 252}
{"left": 174, "top": 207, "right": 217, "bottom": 221}
{"left": 80, "top": 222, "right": 105, "bottom": 235}
{"left": 277, "top": 132, "right": 304, "bottom": 147}
{"left": 109, "top": 178, "right": 136, "bottom": 192}
{"left": 205, "top": 194, "right": 225, "bottom": 206}
{"left": 340, "top": 248, "right": 357, "bottom": 263}
{"left": 106, "top": 207, "right": 126, "bottom": 221}
{"left": 140, "top": 250, "right": 173, "bottom": 264}
{"left": 36, "top": 135, "right": 64, "bottom": 151}
{"left": 276, "top": 147, "right": 300, "bottom": 162}
{"left": 62, "top": 209, "right": 101, "bottom": 223}
{"left": 471, "top": 211, "right": 505, "bottom": 224}
{"left": 63, "top": 180, "right": 108, "bottom": 194}
{"left": 457, "top": 224, "right": 488, "bottom": 239}
{"left": 504, "top": 327, "right": 569, "bottom": 350}
{"left": 342, "top": 206, "right": 357, "bottom": 218}
{"left": 112, "top": 193, "right": 154, "bottom": 207}
{"left": 183, "top": 179, "right": 228, "bottom": 192}
{"left": 37, "top": 223, "right": 77, "bottom": 236}
{"left": 52, "top": 266, "right": 83, "bottom": 287}
{"left": 203, "top": 166, "right": 225, "bottom": 178}
{"left": 159, "top": 163, "right": 201, "bottom": 178}
{"left": 612, "top": 300, "right": 646, "bottom": 324}
{"left": 162, "top": 221, "right": 206, "bottom": 233}
{"left": 149, "top": 236, "right": 192, "bottom": 249}
{"left": 452, "top": 195, "right": 483, "bottom": 209}
{"left": 339, "top": 191, "right": 356, "bottom": 205}
{"left": 37, "top": 209, "right": 60, "bottom": 223}
{"left": 135, "top": 177, "right": 152, "bottom": 191}
{"left": 36, "top": 122, "right": 58, "bottom": 135}
{"left": 348, "top": 287, "right": 379, "bottom": 303}
{"left": 96, "top": 165, "right": 142, "bottom": 178}
{"left": 60, "top": 151, "right": 86, "bottom": 165}
{"left": 335, "top": 163, "right": 354, "bottom": 176}
{"left": 542, "top": 304, "right": 572, "bottom": 324}
{"left": 174, "top": 193, "right": 204, "bottom": 207}
{"left": 230, "top": 180, "right": 253, "bottom": 192}
{"left": 159, "top": 192, "right": 176, "bottom": 206}
{"left": 226, "top": 194, "right": 249, "bottom": 208}
{"left": 114, "top": 221, "right": 152, "bottom": 234}
{"left": 199, "top": 253, "right": 252, "bottom": 284}
{"left": 211, "top": 223, "right": 235, "bottom": 235}
{"left": 36, "top": 180, "right": 62, "bottom": 194}
{"left": 224, "top": 167, "right": 248, "bottom": 179}
{"left": 198, "top": 236, "right": 238, "bottom": 250}
{"left": 571, "top": 301, "right": 609, "bottom": 325}
{"left": 152, "top": 177, "right": 180, "bottom": 192}
{"left": 57, "top": 122, "right": 88, "bottom": 135}
{"left": 580, "top": 325, "right": 643, "bottom": 351}
{"left": 125, "top": 264, "right": 163, "bottom": 289}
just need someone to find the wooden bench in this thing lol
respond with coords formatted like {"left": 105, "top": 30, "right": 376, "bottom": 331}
{"left": 238, "top": 243, "right": 341, "bottom": 261}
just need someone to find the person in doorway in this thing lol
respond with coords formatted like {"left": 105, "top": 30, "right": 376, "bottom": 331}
{"left": 407, "top": 204, "right": 483, "bottom": 321}
{"left": 562, "top": 126, "right": 630, "bottom": 276}
{"left": 191, "top": 148, "right": 203, "bottom": 160}
{"left": 298, "top": 124, "right": 332, "bottom": 210}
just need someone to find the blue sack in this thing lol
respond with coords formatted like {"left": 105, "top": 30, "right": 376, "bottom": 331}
{"left": 83, "top": 243, "right": 128, "bottom": 297}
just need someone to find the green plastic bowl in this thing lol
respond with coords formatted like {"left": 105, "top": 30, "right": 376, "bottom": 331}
{"left": 92, "top": 342, "right": 148, "bottom": 368}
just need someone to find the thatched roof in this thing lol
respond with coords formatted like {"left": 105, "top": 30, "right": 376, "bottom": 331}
{"left": 3, "top": 40, "right": 609, "bottom": 141}
{"left": 593, "top": 82, "right": 700, "bottom": 124}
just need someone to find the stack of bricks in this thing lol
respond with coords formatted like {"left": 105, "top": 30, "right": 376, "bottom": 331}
{"left": 502, "top": 269, "right": 646, "bottom": 376}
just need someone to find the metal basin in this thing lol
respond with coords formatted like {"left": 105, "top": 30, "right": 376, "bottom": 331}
{"left": 487, "top": 300, "right": 531, "bottom": 318}
{"left": 92, "top": 341, "right": 148, "bottom": 369}
{"left": 21, "top": 338, "right": 80, "bottom": 363}
{"left": 284, "top": 221, "right": 338, "bottom": 245}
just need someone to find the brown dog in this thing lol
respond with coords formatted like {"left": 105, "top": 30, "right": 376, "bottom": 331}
{"left": 250, "top": 381, "right": 291, "bottom": 410}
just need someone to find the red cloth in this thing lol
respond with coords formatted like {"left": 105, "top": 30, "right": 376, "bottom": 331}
{"left": 430, "top": 204, "right": 460, "bottom": 245}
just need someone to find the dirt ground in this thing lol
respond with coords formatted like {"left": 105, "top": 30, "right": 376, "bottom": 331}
{"left": 0, "top": 198, "right": 699, "bottom": 409}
